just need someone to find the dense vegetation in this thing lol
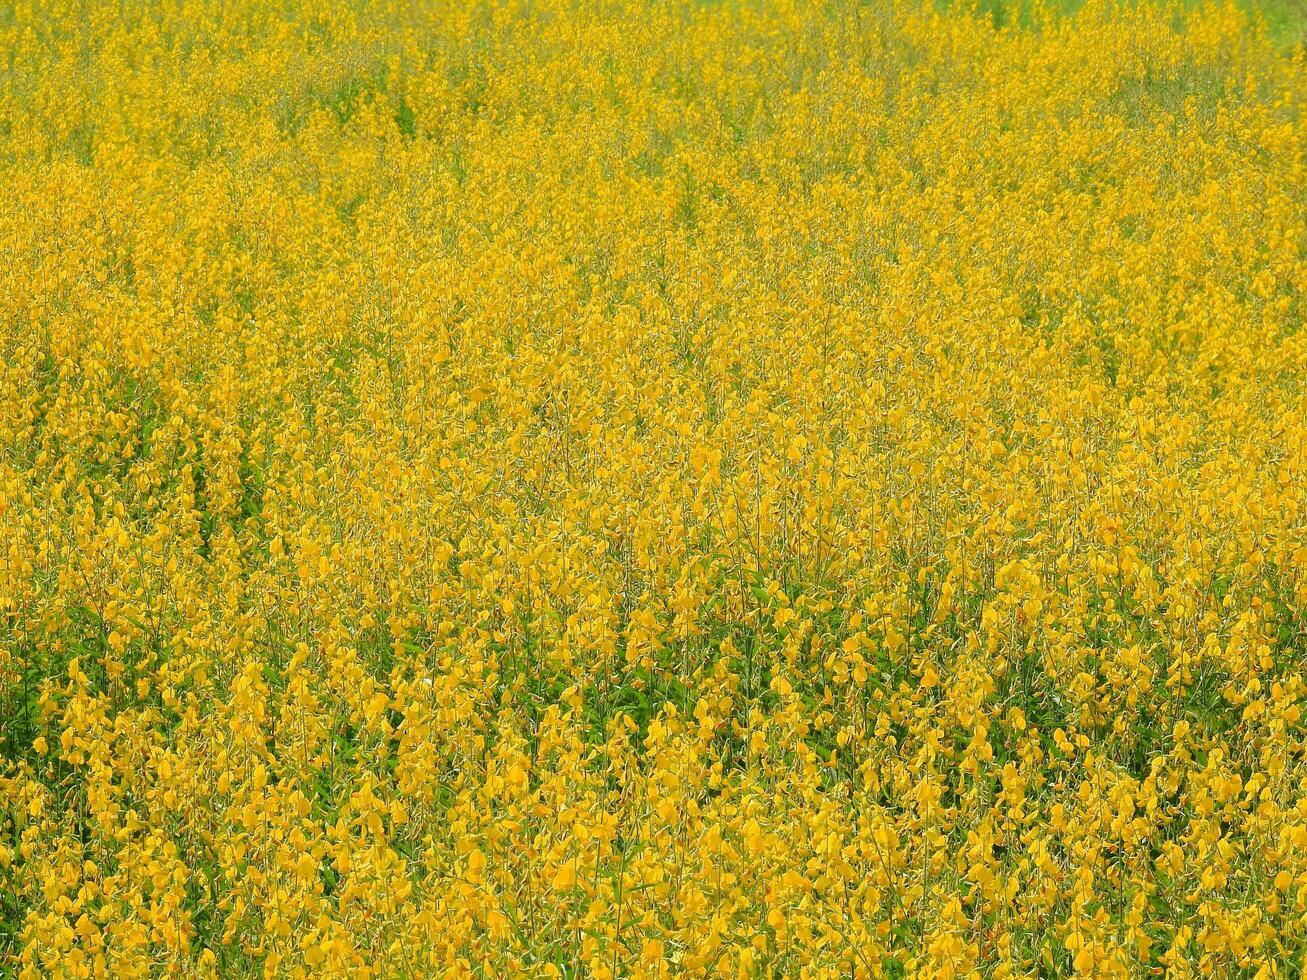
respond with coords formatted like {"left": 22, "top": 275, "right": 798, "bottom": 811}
{"left": 2, "top": 0, "right": 1306, "bottom": 975}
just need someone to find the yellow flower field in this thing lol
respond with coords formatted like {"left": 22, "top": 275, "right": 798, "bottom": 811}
{"left": 1, "top": 0, "right": 1306, "bottom": 975}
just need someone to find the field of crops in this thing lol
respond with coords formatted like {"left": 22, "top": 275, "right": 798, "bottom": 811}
{"left": 2, "top": 0, "right": 1306, "bottom": 976}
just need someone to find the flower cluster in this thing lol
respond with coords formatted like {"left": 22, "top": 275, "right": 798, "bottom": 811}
{"left": 1, "top": 0, "right": 1306, "bottom": 976}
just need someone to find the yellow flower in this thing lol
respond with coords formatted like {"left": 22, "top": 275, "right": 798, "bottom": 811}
{"left": 1, "top": 0, "right": 1303, "bottom": 975}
